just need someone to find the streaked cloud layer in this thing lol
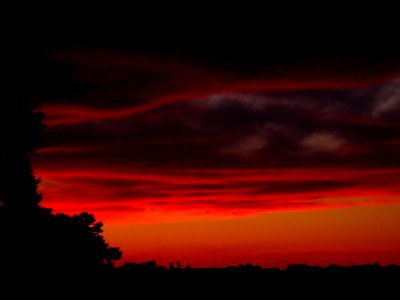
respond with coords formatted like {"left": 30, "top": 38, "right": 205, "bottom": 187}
{"left": 33, "top": 72, "right": 400, "bottom": 221}
{"left": 26, "top": 7, "right": 400, "bottom": 267}
{"left": 37, "top": 168, "right": 400, "bottom": 221}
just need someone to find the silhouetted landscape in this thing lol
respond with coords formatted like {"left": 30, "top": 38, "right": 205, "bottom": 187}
{"left": 0, "top": 45, "right": 397, "bottom": 297}
{"left": 2, "top": 6, "right": 400, "bottom": 296}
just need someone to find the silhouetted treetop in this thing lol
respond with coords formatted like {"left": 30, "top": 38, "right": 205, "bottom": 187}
{"left": 0, "top": 46, "right": 121, "bottom": 276}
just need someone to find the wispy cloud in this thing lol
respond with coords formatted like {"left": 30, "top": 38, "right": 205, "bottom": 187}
{"left": 35, "top": 167, "right": 400, "bottom": 221}
{"left": 372, "top": 77, "right": 400, "bottom": 117}
{"left": 32, "top": 46, "right": 400, "bottom": 223}
{"left": 301, "top": 133, "right": 346, "bottom": 153}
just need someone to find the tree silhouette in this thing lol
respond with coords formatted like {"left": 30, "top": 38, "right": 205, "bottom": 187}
{"left": 0, "top": 46, "right": 121, "bottom": 277}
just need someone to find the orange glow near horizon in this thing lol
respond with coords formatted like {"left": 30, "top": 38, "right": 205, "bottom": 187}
{"left": 34, "top": 165, "right": 400, "bottom": 268}
{"left": 106, "top": 203, "right": 400, "bottom": 268}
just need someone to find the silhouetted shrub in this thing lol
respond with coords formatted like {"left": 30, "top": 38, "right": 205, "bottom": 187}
{"left": 0, "top": 48, "right": 121, "bottom": 277}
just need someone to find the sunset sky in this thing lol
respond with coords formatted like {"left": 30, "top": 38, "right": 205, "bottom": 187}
{"left": 28, "top": 4, "right": 400, "bottom": 267}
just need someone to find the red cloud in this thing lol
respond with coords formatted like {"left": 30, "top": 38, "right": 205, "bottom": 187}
{"left": 34, "top": 166, "right": 400, "bottom": 222}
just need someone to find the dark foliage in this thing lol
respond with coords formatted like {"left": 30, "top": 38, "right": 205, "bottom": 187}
{"left": 0, "top": 46, "right": 121, "bottom": 277}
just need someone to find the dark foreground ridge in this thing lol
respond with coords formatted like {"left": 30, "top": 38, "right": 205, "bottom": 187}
{"left": 2, "top": 262, "right": 399, "bottom": 297}
{"left": 112, "top": 263, "right": 399, "bottom": 298}
{"left": 109, "top": 261, "right": 400, "bottom": 282}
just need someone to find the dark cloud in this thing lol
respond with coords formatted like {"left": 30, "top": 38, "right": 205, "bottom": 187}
{"left": 45, "top": 2, "right": 399, "bottom": 74}
{"left": 19, "top": 10, "right": 400, "bottom": 219}
{"left": 33, "top": 9, "right": 400, "bottom": 117}
{"left": 35, "top": 77, "right": 400, "bottom": 171}
{"left": 251, "top": 180, "right": 357, "bottom": 195}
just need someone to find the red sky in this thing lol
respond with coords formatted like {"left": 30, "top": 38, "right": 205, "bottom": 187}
{"left": 29, "top": 14, "right": 400, "bottom": 267}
